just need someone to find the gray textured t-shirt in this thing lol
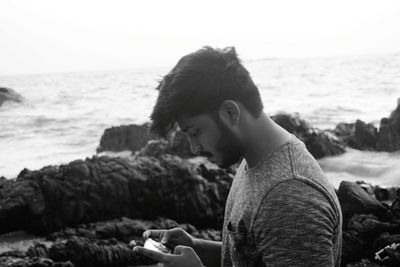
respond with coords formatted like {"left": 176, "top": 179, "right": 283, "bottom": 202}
{"left": 221, "top": 136, "right": 342, "bottom": 267}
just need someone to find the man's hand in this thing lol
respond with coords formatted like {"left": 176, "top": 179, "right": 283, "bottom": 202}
{"left": 140, "top": 227, "right": 221, "bottom": 267}
{"left": 143, "top": 227, "right": 194, "bottom": 247}
{"left": 134, "top": 245, "right": 204, "bottom": 267}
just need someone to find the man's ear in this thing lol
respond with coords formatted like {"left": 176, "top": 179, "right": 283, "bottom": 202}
{"left": 218, "top": 100, "right": 240, "bottom": 126}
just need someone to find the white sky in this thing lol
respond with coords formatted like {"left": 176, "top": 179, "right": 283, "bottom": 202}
{"left": 1, "top": 0, "right": 400, "bottom": 75}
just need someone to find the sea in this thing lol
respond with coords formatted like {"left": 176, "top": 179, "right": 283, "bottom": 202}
{"left": 1, "top": 53, "right": 400, "bottom": 188}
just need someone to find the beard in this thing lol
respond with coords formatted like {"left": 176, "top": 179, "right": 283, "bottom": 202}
{"left": 214, "top": 117, "right": 244, "bottom": 168}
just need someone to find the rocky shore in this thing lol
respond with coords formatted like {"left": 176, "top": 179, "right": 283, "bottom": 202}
{"left": 1, "top": 99, "right": 400, "bottom": 266}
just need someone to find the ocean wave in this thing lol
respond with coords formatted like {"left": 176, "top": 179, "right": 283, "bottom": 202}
{"left": 318, "top": 149, "right": 400, "bottom": 187}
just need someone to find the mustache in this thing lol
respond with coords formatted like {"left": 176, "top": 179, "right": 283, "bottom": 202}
{"left": 198, "top": 151, "right": 213, "bottom": 157}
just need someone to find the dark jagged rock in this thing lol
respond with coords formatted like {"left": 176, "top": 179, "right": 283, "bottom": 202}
{"left": 27, "top": 243, "right": 49, "bottom": 258}
{"left": 0, "top": 87, "right": 24, "bottom": 107}
{"left": 48, "top": 236, "right": 144, "bottom": 267}
{"left": 373, "top": 232, "right": 400, "bottom": 253}
{"left": 96, "top": 123, "right": 157, "bottom": 153}
{"left": 342, "top": 214, "right": 400, "bottom": 265}
{"left": 304, "top": 130, "right": 346, "bottom": 159}
{"left": 0, "top": 256, "right": 73, "bottom": 267}
{"left": 271, "top": 113, "right": 313, "bottom": 136}
{"left": 46, "top": 217, "right": 221, "bottom": 244}
{"left": 338, "top": 181, "right": 388, "bottom": 225}
{"left": 0, "top": 217, "right": 221, "bottom": 267}
{"left": 389, "top": 189, "right": 400, "bottom": 223}
{"left": 353, "top": 120, "right": 378, "bottom": 150}
{"left": 97, "top": 123, "right": 194, "bottom": 158}
{"left": 345, "top": 259, "right": 382, "bottom": 267}
{"left": 347, "top": 214, "right": 399, "bottom": 236}
{"left": 334, "top": 120, "right": 378, "bottom": 150}
{"left": 0, "top": 155, "right": 233, "bottom": 235}
{"left": 138, "top": 131, "right": 193, "bottom": 158}
{"left": 373, "top": 233, "right": 400, "bottom": 266}
{"left": 272, "top": 113, "right": 345, "bottom": 158}
{"left": 377, "top": 98, "right": 400, "bottom": 152}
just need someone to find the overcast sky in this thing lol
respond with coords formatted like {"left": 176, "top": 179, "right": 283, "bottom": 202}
{"left": 1, "top": 0, "right": 400, "bottom": 75}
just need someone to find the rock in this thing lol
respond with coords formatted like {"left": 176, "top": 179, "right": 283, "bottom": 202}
{"left": 271, "top": 113, "right": 312, "bottom": 137}
{"left": 338, "top": 181, "right": 388, "bottom": 225}
{"left": 353, "top": 120, "right": 378, "bottom": 150}
{"left": 389, "top": 189, "right": 400, "bottom": 223}
{"left": 0, "top": 155, "right": 233, "bottom": 234}
{"left": 334, "top": 120, "right": 378, "bottom": 150}
{"left": 96, "top": 123, "right": 157, "bottom": 153}
{"left": 345, "top": 259, "right": 382, "bottom": 267}
{"left": 48, "top": 236, "right": 144, "bottom": 267}
{"left": 272, "top": 113, "right": 345, "bottom": 158}
{"left": 334, "top": 122, "right": 355, "bottom": 138}
{"left": 373, "top": 232, "right": 400, "bottom": 253}
{"left": 347, "top": 214, "right": 399, "bottom": 236}
{"left": 373, "top": 233, "right": 400, "bottom": 266}
{"left": 0, "top": 87, "right": 24, "bottom": 107}
{"left": 0, "top": 256, "right": 73, "bottom": 267}
{"left": 342, "top": 229, "right": 368, "bottom": 266}
{"left": 97, "top": 123, "right": 194, "bottom": 159}
{"left": 46, "top": 216, "right": 221, "bottom": 244}
{"left": 1, "top": 216, "right": 221, "bottom": 267}
{"left": 342, "top": 214, "right": 400, "bottom": 265}
{"left": 304, "top": 131, "right": 346, "bottom": 159}
{"left": 377, "top": 98, "right": 400, "bottom": 152}
{"left": 138, "top": 131, "right": 193, "bottom": 158}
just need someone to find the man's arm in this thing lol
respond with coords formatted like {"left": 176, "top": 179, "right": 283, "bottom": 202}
{"left": 253, "top": 179, "right": 340, "bottom": 266}
{"left": 192, "top": 238, "right": 222, "bottom": 267}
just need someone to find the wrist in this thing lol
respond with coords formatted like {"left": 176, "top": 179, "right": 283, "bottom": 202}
{"left": 191, "top": 237, "right": 200, "bottom": 248}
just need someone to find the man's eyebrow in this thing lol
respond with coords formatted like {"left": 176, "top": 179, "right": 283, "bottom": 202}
{"left": 181, "top": 124, "right": 194, "bottom": 133}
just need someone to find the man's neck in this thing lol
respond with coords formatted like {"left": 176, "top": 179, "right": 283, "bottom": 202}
{"left": 243, "top": 113, "right": 292, "bottom": 168}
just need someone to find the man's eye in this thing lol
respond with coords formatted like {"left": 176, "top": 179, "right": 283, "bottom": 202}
{"left": 190, "top": 129, "right": 200, "bottom": 137}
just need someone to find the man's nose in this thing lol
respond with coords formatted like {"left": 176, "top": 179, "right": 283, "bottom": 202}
{"left": 187, "top": 138, "right": 201, "bottom": 155}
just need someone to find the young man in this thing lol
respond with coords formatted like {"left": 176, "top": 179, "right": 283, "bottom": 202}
{"left": 134, "top": 47, "right": 342, "bottom": 266}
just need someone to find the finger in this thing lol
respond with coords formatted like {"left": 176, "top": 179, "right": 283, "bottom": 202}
{"left": 133, "top": 246, "right": 167, "bottom": 262}
{"left": 143, "top": 229, "right": 167, "bottom": 240}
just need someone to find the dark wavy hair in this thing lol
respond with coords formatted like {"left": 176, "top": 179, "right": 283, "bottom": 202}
{"left": 150, "top": 46, "right": 263, "bottom": 137}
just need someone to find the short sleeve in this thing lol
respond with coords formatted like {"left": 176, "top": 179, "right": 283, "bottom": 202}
{"left": 252, "top": 179, "right": 338, "bottom": 266}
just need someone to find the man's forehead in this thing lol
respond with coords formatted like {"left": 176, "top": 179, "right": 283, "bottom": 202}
{"left": 177, "top": 114, "right": 210, "bottom": 132}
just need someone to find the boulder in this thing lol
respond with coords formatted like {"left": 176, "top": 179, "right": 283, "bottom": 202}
{"left": 334, "top": 122, "right": 355, "bottom": 139}
{"left": 377, "top": 98, "right": 400, "bottom": 152}
{"left": 345, "top": 259, "right": 382, "bottom": 267}
{"left": 97, "top": 123, "right": 194, "bottom": 158}
{"left": 389, "top": 189, "right": 400, "bottom": 223}
{"left": 48, "top": 236, "right": 144, "bottom": 267}
{"left": 0, "top": 87, "right": 24, "bottom": 107}
{"left": 271, "top": 113, "right": 312, "bottom": 137}
{"left": 342, "top": 214, "right": 400, "bottom": 265}
{"left": 303, "top": 131, "right": 346, "bottom": 159}
{"left": 1, "top": 216, "right": 221, "bottom": 267}
{"left": 353, "top": 120, "right": 378, "bottom": 150}
{"left": 272, "top": 113, "right": 345, "bottom": 158}
{"left": 138, "top": 131, "right": 193, "bottom": 158}
{"left": 96, "top": 123, "right": 157, "bottom": 153}
{"left": 334, "top": 120, "right": 378, "bottom": 150}
{"left": 46, "top": 216, "right": 221, "bottom": 244}
{"left": 338, "top": 181, "right": 388, "bottom": 225}
{"left": 0, "top": 156, "right": 233, "bottom": 234}
{"left": 373, "top": 233, "right": 400, "bottom": 266}
{"left": 0, "top": 256, "right": 73, "bottom": 267}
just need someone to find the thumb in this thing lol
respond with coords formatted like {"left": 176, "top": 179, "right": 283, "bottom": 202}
{"left": 173, "top": 245, "right": 192, "bottom": 255}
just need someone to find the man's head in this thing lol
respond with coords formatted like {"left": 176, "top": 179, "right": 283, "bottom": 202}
{"left": 150, "top": 46, "right": 263, "bottom": 167}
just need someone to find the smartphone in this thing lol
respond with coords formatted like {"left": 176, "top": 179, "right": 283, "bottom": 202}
{"left": 144, "top": 238, "right": 172, "bottom": 254}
